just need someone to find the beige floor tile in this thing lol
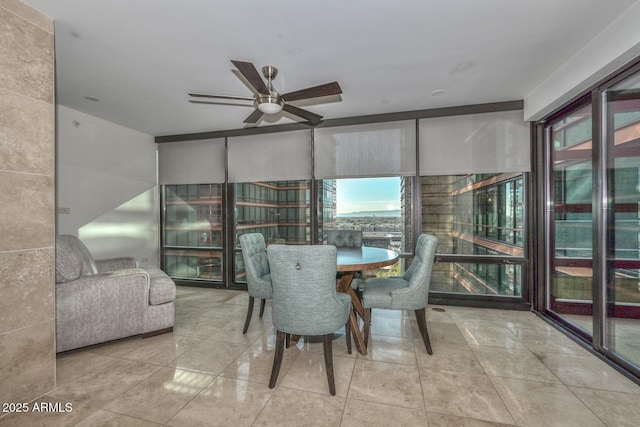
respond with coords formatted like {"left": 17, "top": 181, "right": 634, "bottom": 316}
{"left": 509, "top": 326, "right": 589, "bottom": 355}
{"left": 119, "top": 333, "right": 202, "bottom": 366}
{"left": 200, "top": 302, "right": 255, "bottom": 319}
{"left": 428, "top": 321, "right": 469, "bottom": 345}
{"left": 349, "top": 359, "right": 423, "bottom": 409}
{"left": 570, "top": 386, "right": 640, "bottom": 427}
{"left": 173, "top": 315, "right": 230, "bottom": 339}
{"left": 170, "top": 337, "right": 249, "bottom": 375}
{"left": 341, "top": 398, "right": 428, "bottom": 426}
{"left": 55, "top": 350, "right": 117, "bottom": 386}
{"left": 415, "top": 341, "right": 485, "bottom": 375}
{"left": 471, "top": 346, "right": 561, "bottom": 383}
{"left": 206, "top": 317, "right": 269, "bottom": 344}
{"left": 253, "top": 387, "right": 344, "bottom": 427}
{"left": 358, "top": 334, "right": 417, "bottom": 365}
{"left": 370, "top": 307, "right": 409, "bottom": 319}
{"left": 279, "top": 351, "right": 355, "bottom": 397}
{"left": 74, "top": 409, "right": 163, "bottom": 426}
{"left": 104, "top": 367, "right": 213, "bottom": 423}
{"left": 167, "top": 376, "right": 273, "bottom": 427}
{"left": 45, "top": 288, "right": 640, "bottom": 427}
{"left": 458, "top": 322, "right": 524, "bottom": 350}
{"left": 220, "top": 339, "right": 299, "bottom": 385}
{"left": 49, "top": 358, "right": 161, "bottom": 407}
{"left": 368, "top": 315, "right": 415, "bottom": 339}
{"left": 490, "top": 377, "right": 605, "bottom": 427}
{"left": 536, "top": 351, "right": 640, "bottom": 393}
{"left": 419, "top": 368, "right": 514, "bottom": 424}
{"left": 427, "top": 412, "right": 517, "bottom": 426}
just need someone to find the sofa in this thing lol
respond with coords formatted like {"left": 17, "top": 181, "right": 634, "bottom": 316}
{"left": 55, "top": 235, "right": 176, "bottom": 352}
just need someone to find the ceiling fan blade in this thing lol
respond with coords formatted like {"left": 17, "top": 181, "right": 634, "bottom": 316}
{"left": 189, "top": 92, "right": 254, "bottom": 101}
{"left": 282, "top": 81, "right": 342, "bottom": 102}
{"left": 231, "top": 60, "right": 269, "bottom": 95}
{"left": 243, "top": 108, "right": 264, "bottom": 124}
{"left": 282, "top": 104, "right": 323, "bottom": 123}
{"left": 189, "top": 100, "right": 254, "bottom": 107}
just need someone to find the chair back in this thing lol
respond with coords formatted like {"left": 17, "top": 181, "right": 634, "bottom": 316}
{"left": 239, "top": 233, "right": 272, "bottom": 299}
{"left": 267, "top": 245, "right": 347, "bottom": 335}
{"left": 326, "top": 229, "right": 362, "bottom": 248}
{"left": 401, "top": 234, "right": 438, "bottom": 306}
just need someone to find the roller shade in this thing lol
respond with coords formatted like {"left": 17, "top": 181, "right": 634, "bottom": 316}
{"left": 228, "top": 130, "right": 311, "bottom": 182}
{"left": 314, "top": 121, "right": 416, "bottom": 178}
{"left": 158, "top": 138, "right": 225, "bottom": 184}
{"left": 419, "top": 110, "right": 530, "bottom": 175}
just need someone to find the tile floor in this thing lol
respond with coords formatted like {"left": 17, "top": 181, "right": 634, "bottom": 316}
{"left": 2, "top": 286, "right": 640, "bottom": 426}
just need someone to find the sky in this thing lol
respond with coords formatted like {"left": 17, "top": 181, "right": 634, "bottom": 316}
{"left": 336, "top": 177, "right": 400, "bottom": 214}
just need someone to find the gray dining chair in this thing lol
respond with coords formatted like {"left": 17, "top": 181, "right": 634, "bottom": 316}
{"left": 326, "top": 229, "right": 363, "bottom": 291}
{"left": 267, "top": 244, "right": 352, "bottom": 395}
{"left": 362, "top": 234, "right": 438, "bottom": 354}
{"left": 239, "top": 233, "right": 272, "bottom": 334}
{"left": 326, "top": 229, "right": 363, "bottom": 248}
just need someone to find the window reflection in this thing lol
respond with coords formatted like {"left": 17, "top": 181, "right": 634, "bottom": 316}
{"left": 423, "top": 173, "right": 526, "bottom": 296}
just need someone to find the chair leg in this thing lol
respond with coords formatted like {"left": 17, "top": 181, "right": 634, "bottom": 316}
{"left": 415, "top": 308, "right": 433, "bottom": 355}
{"left": 242, "top": 296, "right": 255, "bottom": 334}
{"left": 323, "top": 333, "right": 336, "bottom": 396}
{"left": 259, "top": 298, "right": 266, "bottom": 318}
{"left": 363, "top": 308, "right": 372, "bottom": 348}
{"left": 345, "top": 320, "right": 352, "bottom": 354}
{"left": 285, "top": 333, "right": 291, "bottom": 348}
{"left": 269, "top": 330, "right": 286, "bottom": 389}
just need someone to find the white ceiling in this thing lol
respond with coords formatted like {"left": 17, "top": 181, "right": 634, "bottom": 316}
{"left": 23, "top": 0, "right": 638, "bottom": 137}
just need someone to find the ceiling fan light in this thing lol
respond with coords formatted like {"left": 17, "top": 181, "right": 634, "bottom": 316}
{"left": 258, "top": 101, "right": 283, "bottom": 114}
{"left": 255, "top": 94, "right": 284, "bottom": 114}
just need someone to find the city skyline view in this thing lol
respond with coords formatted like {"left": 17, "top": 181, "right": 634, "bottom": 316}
{"left": 336, "top": 177, "right": 401, "bottom": 215}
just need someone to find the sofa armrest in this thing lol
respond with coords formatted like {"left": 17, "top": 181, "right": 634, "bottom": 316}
{"left": 55, "top": 268, "right": 150, "bottom": 352}
{"left": 95, "top": 257, "right": 139, "bottom": 272}
{"left": 56, "top": 269, "right": 150, "bottom": 309}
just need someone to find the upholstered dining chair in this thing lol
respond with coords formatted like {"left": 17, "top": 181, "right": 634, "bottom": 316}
{"left": 326, "top": 229, "right": 363, "bottom": 290}
{"left": 362, "top": 234, "right": 438, "bottom": 354}
{"left": 326, "top": 229, "right": 363, "bottom": 248}
{"left": 239, "top": 233, "right": 272, "bottom": 334}
{"left": 267, "top": 244, "right": 352, "bottom": 395}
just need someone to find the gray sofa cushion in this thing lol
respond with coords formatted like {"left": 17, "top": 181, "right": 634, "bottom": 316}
{"left": 55, "top": 237, "right": 83, "bottom": 283}
{"left": 56, "top": 235, "right": 98, "bottom": 276}
{"left": 147, "top": 268, "right": 177, "bottom": 305}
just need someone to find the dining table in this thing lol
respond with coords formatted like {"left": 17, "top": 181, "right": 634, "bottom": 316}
{"left": 336, "top": 246, "right": 399, "bottom": 355}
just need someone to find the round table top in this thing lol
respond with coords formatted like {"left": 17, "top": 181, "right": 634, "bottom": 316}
{"left": 336, "top": 246, "right": 399, "bottom": 272}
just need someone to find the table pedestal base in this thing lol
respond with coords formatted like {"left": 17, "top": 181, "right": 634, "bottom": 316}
{"left": 338, "top": 272, "right": 367, "bottom": 355}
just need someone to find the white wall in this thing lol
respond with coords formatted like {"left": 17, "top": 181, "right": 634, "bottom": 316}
{"left": 524, "top": 0, "right": 640, "bottom": 121}
{"left": 56, "top": 106, "right": 160, "bottom": 267}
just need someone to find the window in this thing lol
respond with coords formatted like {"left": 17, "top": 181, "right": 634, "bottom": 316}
{"left": 163, "top": 184, "right": 224, "bottom": 282}
{"left": 423, "top": 174, "right": 525, "bottom": 296}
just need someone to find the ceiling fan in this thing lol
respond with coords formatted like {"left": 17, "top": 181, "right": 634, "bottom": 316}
{"left": 189, "top": 60, "right": 342, "bottom": 124}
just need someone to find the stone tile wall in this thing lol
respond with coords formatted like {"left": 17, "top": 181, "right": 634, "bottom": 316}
{"left": 0, "top": 0, "right": 55, "bottom": 404}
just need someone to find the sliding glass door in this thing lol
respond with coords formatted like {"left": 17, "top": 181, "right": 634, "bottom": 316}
{"left": 546, "top": 100, "right": 594, "bottom": 334}
{"left": 542, "top": 63, "right": 640, "bottom": 377}
{"left": 602, "top": 69, "right": 640, "bottom": 368}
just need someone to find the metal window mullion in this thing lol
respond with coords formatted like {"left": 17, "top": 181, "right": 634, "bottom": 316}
{"left": 592, "top": 88, "right": 606, "bottom": 351}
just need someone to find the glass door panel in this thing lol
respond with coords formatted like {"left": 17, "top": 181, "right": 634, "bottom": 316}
{"left": 547, "top": 102, "right": 594, "bottom": 334}
{"left": 162, "top": 184, "right": 224, "bottom": 284}
{"left": 604, "top": 71, "right": 640, "bottom": 367}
